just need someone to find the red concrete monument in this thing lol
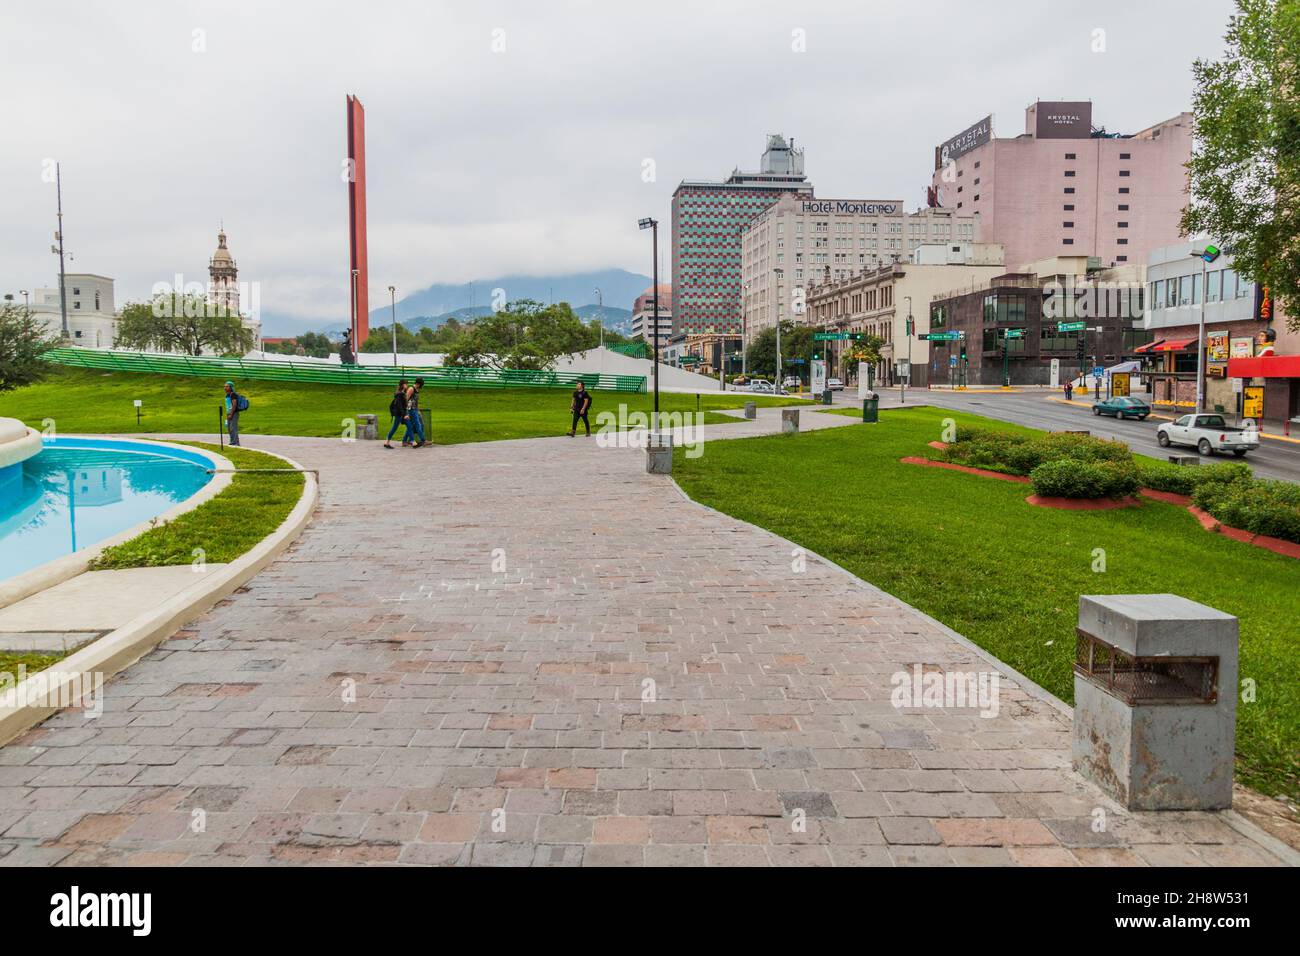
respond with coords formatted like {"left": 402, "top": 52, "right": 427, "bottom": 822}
{"left": 346, "top": 94, "right": 369, "bottom": 346}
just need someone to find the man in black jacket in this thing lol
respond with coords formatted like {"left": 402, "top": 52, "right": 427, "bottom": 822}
{"left": 567, "top": 382, "right": 592, "bottom": 437}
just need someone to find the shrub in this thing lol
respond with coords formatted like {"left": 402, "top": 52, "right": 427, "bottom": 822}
{"left": 1138, "top": 460, "right": 1254, "bottom": 496}
{"left": 1193, "top": 477, "right": 1300, "bottom": 543}
{"left": 947, "top": 429, "right": 1133, "bottom": 477}
{"left": 1030, "top": 458, "right": 1140, "bottom": 499}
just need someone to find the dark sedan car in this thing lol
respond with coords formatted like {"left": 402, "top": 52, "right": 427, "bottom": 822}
{"left": 1092, "top": 396, "right": 1151, "bottom": 420}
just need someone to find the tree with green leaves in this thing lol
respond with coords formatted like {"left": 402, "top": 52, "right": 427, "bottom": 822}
{"left": 115, "top": 294, "right": 254, "bottom": 356}
{"left": 444, "top": 299, "right": 593, "bottom": 370}
{"left": 1182, "top": 0, "right": 1300, "bottom": 329}
{"left": 842, "top": 334, "right": 885, "bottom": 375}
{"left": 0, "top": 304, "right": 60, "bottom": 392}
{"left": 744, "top": 321, "right": 815, "bottom": 378}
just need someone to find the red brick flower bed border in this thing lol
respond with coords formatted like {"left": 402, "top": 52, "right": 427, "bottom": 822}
{"left": 900, "top": 456, "right": 1300, "bottom": 560}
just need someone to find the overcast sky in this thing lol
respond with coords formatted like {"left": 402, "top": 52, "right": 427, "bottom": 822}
{"left": 0, "top": 0, "right": 1238, "bottom": 322}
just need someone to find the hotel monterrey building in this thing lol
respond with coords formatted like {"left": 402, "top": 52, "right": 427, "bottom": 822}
{"left": 742, "top": 197, "right": 980, "bottom": 337}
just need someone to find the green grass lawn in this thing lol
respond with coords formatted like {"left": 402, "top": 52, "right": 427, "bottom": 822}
{"left": 1, "top": 366, "right": 806, "bottom": 443}
{"left": 673, "top": 406, "right": 1300, "bottom": 804}
{"left": 0, "top": 651, "right": 66, "bottom": 687}
{"left": 91, "top": 443, "right": 304, "bottom": 569}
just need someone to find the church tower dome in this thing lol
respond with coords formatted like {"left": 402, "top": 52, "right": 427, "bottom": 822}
{"left": 208, "top": 225, "right": 239, "bottom": 316}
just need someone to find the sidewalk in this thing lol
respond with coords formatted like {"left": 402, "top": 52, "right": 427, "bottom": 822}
{"left": 0, "top": 421, "right": 1289, "bottom": 866}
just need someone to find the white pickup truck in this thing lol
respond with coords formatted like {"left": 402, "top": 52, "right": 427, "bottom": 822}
{"left": 1156, "top": 413, "right": 1260, "bottom": 457}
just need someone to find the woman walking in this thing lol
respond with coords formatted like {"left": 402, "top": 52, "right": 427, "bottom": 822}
{"left": 383, "top": 378, "right": 408, "bottom": 449}
{"left": 403, "top": 377, "right": 427, "bottom": 448}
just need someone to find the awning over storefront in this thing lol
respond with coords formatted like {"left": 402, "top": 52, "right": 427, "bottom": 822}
{"left": 1133, "top": 339, "right": 1164, "bottom": 354}
{"left": 1228, "top": 355, "right": 1300, "bottom": 378}
{"left": 1153, "top": 337, "right": 1196, "bottom": 352}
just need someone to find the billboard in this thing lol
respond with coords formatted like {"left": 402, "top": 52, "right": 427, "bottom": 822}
{"left": 934, "top": 115, "right": 992, "bottom": 170}
{"left": 1032, "top": 101, "right": 1092, "bottom": 139}
{"left": 346, "top": 94, "right": 370, "bottom": 346}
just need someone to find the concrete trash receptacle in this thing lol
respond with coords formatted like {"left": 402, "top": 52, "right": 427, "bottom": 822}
{"left": 743, "top": 402, "right": 756, "bottom": 420}
{"left": 646, "top": 432, "right": 673, "bottom": 474}
{"left": 781, "top": 408, "right": 799, "bottom": 433}
{"left": 1072, "top": 594, "right": 1238, "bottom": 811}
{"left": 356, "top": 414, "right": 378, "bottom": 440}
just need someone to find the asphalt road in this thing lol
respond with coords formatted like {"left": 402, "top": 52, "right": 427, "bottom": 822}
{"left": 825, "top": 386, "right": 1300, "bottom": 483}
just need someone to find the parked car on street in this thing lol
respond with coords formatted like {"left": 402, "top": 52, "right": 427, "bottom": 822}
{"left": 1156, "top": 413, "right": 1260, "bottom": 457}
{"left": 826, "top": 378, "right": 844, "bottom": 392}
{"left": 1092, "top": 396, "right": 1151, "bottom": 420}
{"left": 747, "top": 379, "right": 776, "bottom": 394}
{"left": 782, "top": 376, "right": 801, "bottom": 390}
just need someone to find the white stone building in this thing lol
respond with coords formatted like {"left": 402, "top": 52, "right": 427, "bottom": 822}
{"left": 30, "top": 273, "right": 117, "bottom": 348}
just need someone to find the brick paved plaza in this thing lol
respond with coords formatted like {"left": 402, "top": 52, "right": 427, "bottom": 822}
{"left": 0, "top": 415, "right": 1288, "bottom": 866}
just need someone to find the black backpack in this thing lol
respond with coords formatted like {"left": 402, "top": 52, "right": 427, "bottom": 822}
{"left": 389, "top": 392, "right": 406, "bottom": 417}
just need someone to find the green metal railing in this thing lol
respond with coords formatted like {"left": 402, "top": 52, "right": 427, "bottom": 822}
{"left": 608, "top": 342, "right": 649, "bottom": 360}
{"left": 42, "top": 348, "right": 647, "bottom": 392}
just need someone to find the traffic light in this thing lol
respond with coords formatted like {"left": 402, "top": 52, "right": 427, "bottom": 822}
{"left": 813, "top": 350, "right": 823, "bottom": 361}
{"left": 960, "top": 345, "right": 967, "bottom": 362}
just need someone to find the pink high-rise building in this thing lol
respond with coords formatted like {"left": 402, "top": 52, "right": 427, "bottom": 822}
{"left": 929, "top": 101, "right": 1191, "bottom": 272}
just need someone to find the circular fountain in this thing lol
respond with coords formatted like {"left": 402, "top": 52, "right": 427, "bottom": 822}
{"left": 0, "top": 417, "right": 42, "bottom": 504}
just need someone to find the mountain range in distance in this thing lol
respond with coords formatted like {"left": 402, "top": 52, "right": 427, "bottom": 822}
{"left": 261, "top": 268, "right": 651, "bottom": 339}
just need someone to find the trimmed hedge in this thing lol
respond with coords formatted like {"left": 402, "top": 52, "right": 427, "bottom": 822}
{"left": 1136, "top": 460, "right": 1253, "bottom": 496}
{"left": 1030, "top": 459, "right": 1141, "bottom": 500}
{"left": 1193, "top": 477, "right": 1300, "bottom": 544}
{"left": 945, "top": 428, "right": 1131, "bottom": 477}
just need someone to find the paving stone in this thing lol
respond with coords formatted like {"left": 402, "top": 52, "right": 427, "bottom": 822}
{"left": 0, "top": 431, "right": 1282, "bottom": 868}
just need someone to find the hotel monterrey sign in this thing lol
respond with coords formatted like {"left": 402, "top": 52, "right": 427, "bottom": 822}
{"left": 799, "top": 200, "right": 902, "bottom": 216}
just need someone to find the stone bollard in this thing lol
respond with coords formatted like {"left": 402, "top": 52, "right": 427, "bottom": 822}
{"left": 1073, "top": 594, "right": 1238, "bottom": 811}
{"left": 781, "top": 408, "right": 800, "bottom": 434}
{"left": 743, "top": 401, "right": 756, "bottom": 420}
{"left": 356, "top": 413, "right": 378, "bottom": 440}
{"left": 646, "top": 432, "right": 673, "bottom": 474}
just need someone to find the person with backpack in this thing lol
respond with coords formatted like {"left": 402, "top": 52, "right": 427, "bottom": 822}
{"left": 383, "top": 378, "right": 409, "bottom": 449}
{"left": 402, "top": 377, "right": 427, "bottom": 448}
{"left": 223, "top": 380, "right": 248, "bottom": 446}
{"left": 567, "top": 381, "right": 592, "bottom": 437}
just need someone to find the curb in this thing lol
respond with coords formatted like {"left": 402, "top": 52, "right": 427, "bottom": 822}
{"left": 0, "top": 447, "right": 318, "bottom": 745}
{"left": 0, "top": 438, "right": 235, "bottom": 610}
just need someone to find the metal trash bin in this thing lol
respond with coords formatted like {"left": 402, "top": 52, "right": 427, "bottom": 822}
{"left": 781, "top": 408, "right": 799, "bottom": 434}
{"left": 821, "top": 389, "right": 833, "bottom": 406}
{"left": 743, "top": 401, "right": 756, "bottom": 420}
{"left": 646, "top": 432, "right": 673, "bottom": 474}
{"left": 862, "top": 395, "right": 879, "bottom": 423}
{"left": 1072, "top": 594, "right": 1238, "bottom": 810}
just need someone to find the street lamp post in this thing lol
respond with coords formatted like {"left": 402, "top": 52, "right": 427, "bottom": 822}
{"left": 594, "top": 287, "right": 604, "bottom": 376}
{"left": 638, "top": 218, "right": 660, "bottom": 430}
{"left": 388, "top": 285, "right": 397, "bottom": 367}
{"left": 19, "top": 290, "right": 29, "bottom": 310}
{"left": 1189, "top": 247, "right": 1218, "bottom": 412}
{"left": 53, "top": 162, "right": 69, "bottom": 338}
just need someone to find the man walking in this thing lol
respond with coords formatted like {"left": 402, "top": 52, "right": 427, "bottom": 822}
{"left": 223, "top": 380, "right": 245, "bottom": 446}
{"left": 568, "top": 381, "right": 592, "bottom": 437}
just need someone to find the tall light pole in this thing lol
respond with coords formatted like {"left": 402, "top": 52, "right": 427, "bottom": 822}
{"left": 594, "top": 287, "right": 604, "bottom": 376}
{"left": 638, "top": 218, "right": 660, "bottom": 429}
{"left": 773, "top": 267, "right": 783, "bottom": 390}
{"left": 19, "top": 290, "right": 29, "bottom": 310}
{"left": 388, "top": 285, "right": 397, "bottom": 367}
{"left": 1190, "top": 245, "right": 1219, "bottom": 412}
{"left": 53, "top": 162, "right": 69, "bottom": 338}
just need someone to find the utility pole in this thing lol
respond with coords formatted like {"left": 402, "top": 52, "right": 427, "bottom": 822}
{"left": 903, "top": 295, "right": 913, "bottom": 404}
{"left": 54, "top": 162, "right": 69, "bottom": 338}
{"left": 595, "top": 287, "right": 604, "bottom": 377}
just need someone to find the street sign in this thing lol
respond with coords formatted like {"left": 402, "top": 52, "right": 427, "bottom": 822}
{"left": 679, "top": 355, "right": 700, "bottom": 365}
{"left": 919, "top": 331, "right": 961, "bottom": 341}
{"left": 1004, "top": 328, "right": 1026, "bottom": 339}
{"left": 1057, "top": 321, "right": 1086, "bottom": 332}
{"left": 949, "top": 356, "right": 958, "bottom": 367}
{"left": 813, "top": 332, "right": 850, "bottom": 341}
{"left": 789, "top": 358, "right": 807, "bottom": 365}
{"left": 1092, "top": 366, "right": 1104, "bottom": 377}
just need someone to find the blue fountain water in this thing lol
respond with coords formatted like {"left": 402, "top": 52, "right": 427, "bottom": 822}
{"left": 0, "top": 438, "right": 215, "bottom": 582}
